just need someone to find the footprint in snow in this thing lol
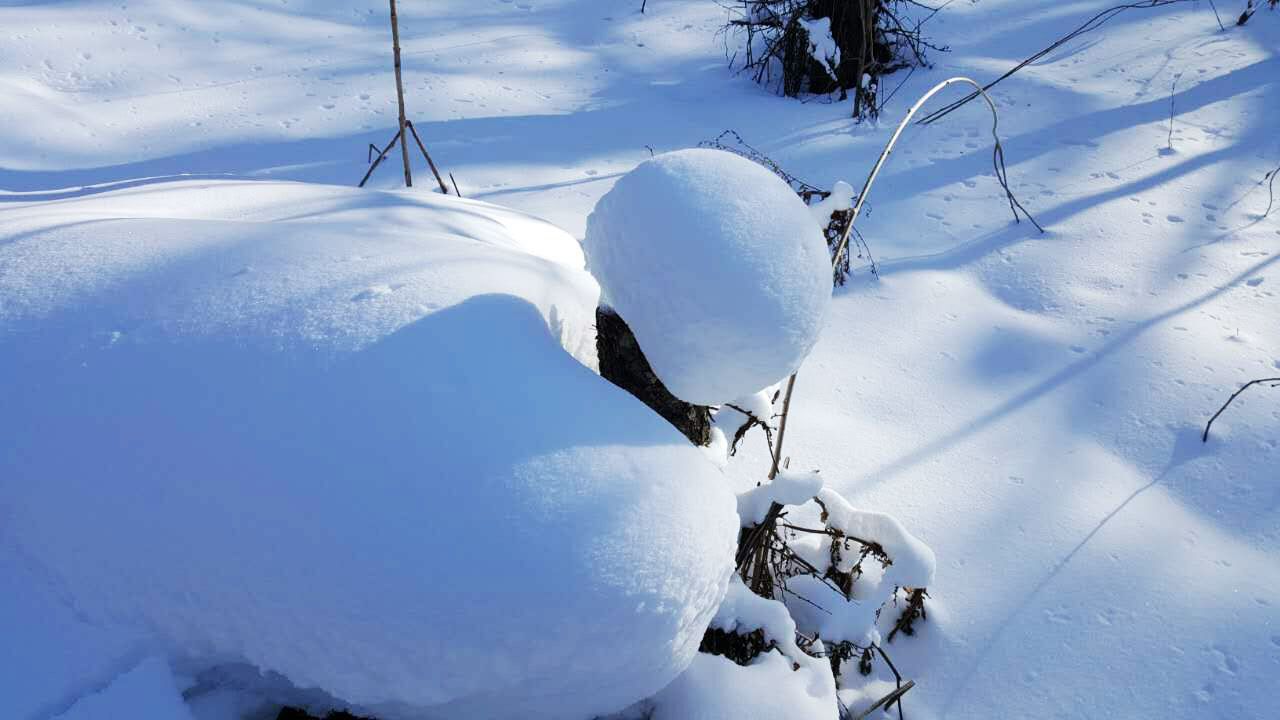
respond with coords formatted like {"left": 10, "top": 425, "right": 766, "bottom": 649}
{"left": 1167, "top": 215, "right": 1185, "bottom": 223}
{"left": 1246, "top": 277, "right": 1265, "bottom": 287}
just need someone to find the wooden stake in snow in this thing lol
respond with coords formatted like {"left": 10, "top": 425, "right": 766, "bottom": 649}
{"left": 389, "top": 0, "right": 413, "bottom": 188}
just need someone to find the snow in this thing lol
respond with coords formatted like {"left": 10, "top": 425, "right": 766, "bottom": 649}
{"left": 0, "top": 183, "right": 738, "bottom": 720}
{"left": 816, "top": 488, "right": 936, "bottom": 590}
{"left": 584, "top": 148, "right": 833, "bottom": 405}
{"left": 708, "top": 577, "right": 806, "bottom": 661}
{"left": 0, "top": 550, "right": 146, "bottom": 720}
{"left": 736, "top": 470, "right": 825, "bottom": 526}
{"left": 0, "top": 181, "right": 598, "bottom": 365}
{"left": 730, "top": 389, "right": 778, "bottom": 427}
{"left": 650, "top": 651, "right": 836, "bottom": 720}
{"left": 650, "top": 578, "right": 837, "bottom": 720}
{"left": 836, "top": 679, "right": 899, "bottom": 720}
{"left": 3, "top": 0, "right": 1280, "bottom": 718}
{"left": 53, "top": 658, "right": 195, "bottom": 720}
{"left": 800, "top": 17, "right": 841, "bottom": 78}
{"left": 808, "top": 180, "right": 855, "bottom": 226}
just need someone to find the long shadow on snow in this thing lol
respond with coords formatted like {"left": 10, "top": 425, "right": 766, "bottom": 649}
{"left": 869, "top": 56, "right": 1278, "bottom": 209}
{"left": 937, "top": 425, "right": 1214, "bottom": 716}
{"left": 843, "top": 250, "right": 1279, "bottom": 490}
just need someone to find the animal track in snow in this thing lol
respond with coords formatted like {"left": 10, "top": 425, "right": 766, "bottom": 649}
{"left": 1209, "top": 646, "right": 1239, "bottom": 676}
{"left": 1193, "top": 684, "right": 1215, "bottom": 703}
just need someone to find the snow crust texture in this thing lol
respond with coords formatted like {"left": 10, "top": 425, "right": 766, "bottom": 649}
{"left": 584, "top": 149, "right": 832, "bottom": 405}
{"left": 0, "top": 182, "right": 739, "bottom": 720}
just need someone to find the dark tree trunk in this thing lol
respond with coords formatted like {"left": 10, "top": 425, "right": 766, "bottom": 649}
{"left": 595, "top": 307, "right": 712, "bottom": 446}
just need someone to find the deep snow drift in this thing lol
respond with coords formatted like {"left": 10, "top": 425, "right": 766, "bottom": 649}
{"left": 0, "top": 182, "right": 739, "bottom": 720}
{"left": 584, "top": 148, "right": 832, "bottom": 405}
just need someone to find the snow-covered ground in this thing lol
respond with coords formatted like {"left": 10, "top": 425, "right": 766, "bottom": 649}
{"left": 3, "top": 0, "right": 1279, "bottom": 718}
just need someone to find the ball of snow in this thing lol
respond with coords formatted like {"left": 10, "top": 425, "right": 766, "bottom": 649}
{"left": 0, "top": 183, "right": 738, "bottom": 720}
{"left": 585, "top": 148, "right": 832, "bottom": 405}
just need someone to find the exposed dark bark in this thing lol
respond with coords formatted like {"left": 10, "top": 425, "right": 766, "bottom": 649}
{"left": 595, "top": 307, "right": 712, "bottom": 446}
{"left": 699, "top": 626, "right": 771, "bottom": 666}
{"left": 1238, "top": 0, "right": 1279, "bottom": 25}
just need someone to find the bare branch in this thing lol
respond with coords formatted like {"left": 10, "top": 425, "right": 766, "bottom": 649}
{"left": 1202, "top": 378, "right": 1280, "bottom": 442}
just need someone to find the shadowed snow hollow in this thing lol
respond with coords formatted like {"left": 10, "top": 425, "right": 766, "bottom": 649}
{"left": 584, "top": 149, "right": 833, "bottom": 406}
{"left": 0, "top": 181, "right": 739, "bottom": 720}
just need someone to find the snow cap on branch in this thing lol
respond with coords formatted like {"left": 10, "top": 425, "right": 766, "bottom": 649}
{"left": 585, "top": 148, "right": 833, "bottom": 406}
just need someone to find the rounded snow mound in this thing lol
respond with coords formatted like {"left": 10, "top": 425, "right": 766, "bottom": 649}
{"left": 584, "top": 148, "right": 832, "bottom": 405}
{"left": 0, "top": 182, "right": 738, "bottom": 720}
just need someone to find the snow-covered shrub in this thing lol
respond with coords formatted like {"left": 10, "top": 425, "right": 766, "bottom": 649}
{"left": 584, "top": 148, "right": 832, "bottom": 407}
{"left": 633, "top": 455, "right": 935, "bottom": 718}
{"left": 727, "top": 0, "right": 943, "bottom": 118}
{"left": 0, "top": 182, "right": 741, "bottom": 720}
{"left": 579, "top": 144, "right": 935, "bottom": 718}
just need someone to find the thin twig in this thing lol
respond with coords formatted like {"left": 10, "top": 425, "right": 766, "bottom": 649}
{"left": 850, "top": 680, "right": 916, "bottom": 720}
{"left": 1202, "top": 377, "right": 1280, "bottom": 442}
{"left": 871, "top": 643, "right": 907, "bottom": 720}
{"left": 877, "top": 64, "right": 917, "bottom": 115}
{"left": 769, "top": 373, "right": 797, "bottom": 480}
{"left": 1262, "top": 163, "right": 1279, "bottom": 219}
{"left": 388, "top": 0, "right": 413, "bottom": 187}
{"left": 1206, "top": 0, "right": 1226, "bottom": 31}
{"left": 1166, "top": 73, "right": 1181, "bottom": 152}
{"left": 358, "top": 128, "right": 403, "bottom": 188}
{"left": 404, "top": 120, "right": 449, "bottom": 194}
{"left": 779, "top": 522, "right": 885, "bottom": 554}
{"left": 834, "top": 76, "right": 1043, "bottom": 271}
{"left": 735, "top": 374, "right": 797, "bottom": 573}
{"left": 917, "top": 1, "right": 1197, "bottom": 126}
